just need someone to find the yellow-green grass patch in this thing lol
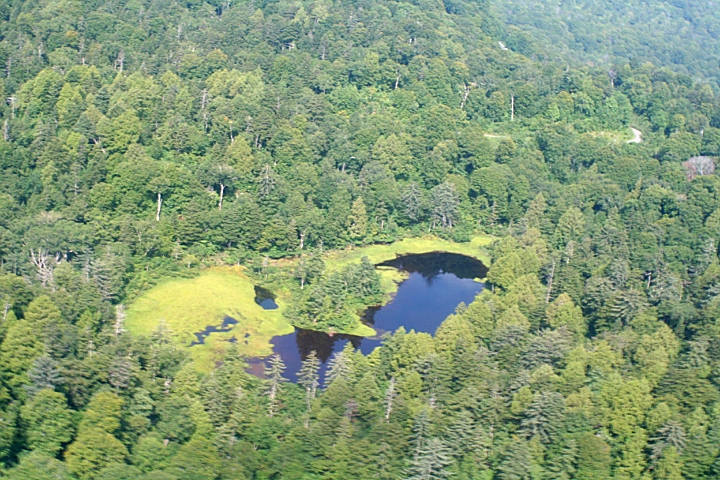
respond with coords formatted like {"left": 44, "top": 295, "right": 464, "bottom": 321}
{"left": 323, "top": 235, "right": 492, "bottom": 272}
{"left": 125, "top": 267, "right": 294, "bottom": 370}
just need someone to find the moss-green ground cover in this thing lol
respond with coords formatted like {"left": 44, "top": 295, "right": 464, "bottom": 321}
{"left": 126, "top": 235, "right": 492, "bottom": 368}
{"left": 125, "top": 267, "right": 294, "bottom": 369}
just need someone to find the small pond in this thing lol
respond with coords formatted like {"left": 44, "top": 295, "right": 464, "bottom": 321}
{"left": 190, "top": 316, "right": 238, "bottom": 346}
{"left": 254, "top": 285, "right": 278, "bottom": 310}
{"left": 247, "top": 252, "right": 487, "bottom": 382}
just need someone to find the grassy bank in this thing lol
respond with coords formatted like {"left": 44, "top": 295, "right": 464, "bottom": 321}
{"left": 323, "top": 235, "right": 492, "bottom": 270}
{"left": 125, "top": 235, "right": 492, "bottom": 369}
{"left": 125, "top": 267, "right": 294, "bottom": 370}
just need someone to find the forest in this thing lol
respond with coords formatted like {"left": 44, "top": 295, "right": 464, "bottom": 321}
{"left": 1, "top": 0, "right": 720, "bottom": 478}
{"left": 492, "top": 0, "right": 720, "bottom": 84}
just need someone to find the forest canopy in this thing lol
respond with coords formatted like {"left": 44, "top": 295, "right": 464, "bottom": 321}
{"left": 1, "top": 0, "right": 720, "bottom": 479}
{"left": 493, "top": 0, "right": 720, "bottom": 85}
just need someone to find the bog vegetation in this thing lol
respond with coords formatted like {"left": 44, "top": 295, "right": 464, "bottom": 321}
{"left": 1, "top": 0, "right": 720, "bottom": 478}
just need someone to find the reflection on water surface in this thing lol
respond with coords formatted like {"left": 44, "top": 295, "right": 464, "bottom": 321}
{"left": 248, "top": 252, "right": 487, "bottom": 382}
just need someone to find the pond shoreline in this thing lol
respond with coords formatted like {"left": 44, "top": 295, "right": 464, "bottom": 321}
{"left": 249, "top": 251, "right": 488, "bottom": 382}
{"left": 125, "top": 235, "right": 492, "bottom": 371}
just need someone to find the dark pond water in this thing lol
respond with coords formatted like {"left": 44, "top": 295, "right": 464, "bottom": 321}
{"left": 248, "top": 252, "right": 487, "bottom": 382}
{"left": 254, "top": 285, "right": 278, "bottom": 310}
{"left": 190, "top": 316, "right": 238, "bottom": 346}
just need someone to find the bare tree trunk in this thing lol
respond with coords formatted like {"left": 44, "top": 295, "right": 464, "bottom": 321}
{"left": 30, "top": 248, "right": 55, "bottom": 287}
{"left": 299, "top": 231, "right": 305, "bottom": 250}
{"left": 200, "top": 90, "right": 209, "bottom": 132}
{"left": 565, "top": 241, "right": 574, "bottom": 263}
{"left": 267, "top": 381, "right": 278, "bottom": 417}
{"left": 115, "top": 304, "right": 126, "bottom": 337}
{"left": 92, "top": 138, "right": 106, "bottom": 153}
{"left": 156, "top": 192, "right": 162, "bottom": 221}
{"left": 7, "top": 96, "right": 16, "bottom": 118}
{"left": 384, "top": 377, "right": 396, "bottom": 421}
{"left": 510, "top": 93, "right": 515, "bottom": 122}
{"left": 219, "top": 183, "right": 225, "bottom": 210}
{"left": 609, "top": 70, "right": 617, "bottom": 89}
{"left": 116, "top": 50, "right": 125, "bottom": 72}
{"left": 460, "top": 84, "right": 470, "bottom": 110}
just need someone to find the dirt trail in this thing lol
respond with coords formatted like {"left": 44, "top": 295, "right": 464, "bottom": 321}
{"left": 628, "top": 127, "right": 643, "bottom": 143}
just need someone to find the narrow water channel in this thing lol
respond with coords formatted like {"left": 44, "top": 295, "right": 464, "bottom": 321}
{"left": 248, "top": 252, "right": 487, "bottom": 382}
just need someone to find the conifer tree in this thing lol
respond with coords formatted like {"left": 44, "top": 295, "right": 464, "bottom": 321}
{"left": 325, "top": 345, "right": 354, "bottom": 387}
{"left": 497, "top": 438, "right": 532, "bottom": 480}
{"left": 444, "top": 410, "right": 483, "bottom": 457}
{"left": 264, "top": 354, "right": 287, "bottom": 417}
{"left": 349, "top": 197, "right": 368, "bottom": 240}
{"left": 406, "top": 438, "right": 454, "bottom": 480}
{"left": 0, "top": 406, "right": 16, "bottom": 463}
{"left": 430, "top": 182, "right": 459, "bottom": 229}
{"left": 410, "top": 409, "right": 432, "bottom": 459}
{"left": 354, "top": 256, "right": 382, "bottom": 297}
{"left": 519, "top": 391, "right": 566, "bottom": 444}
{"left": 257, "top": 164, "right": 277, "bottom": 198}
{"left": 651, "top": 420, "right": 687, "bottom": 463}
{"left": 108, "top": 356, "right": 133, "bottom": 390}
{"left": 24, "top": 355, "right": 63, "bottom": 397}
{"left": 401, "top": 182, "right": 425, "bottom": 223}
{"left": 384, "top": 377, "right": 397, "bottom": 422}
{"left": 20, "top": 389, "right": 74, "bottom": 456}
{"left": 545, "top": 439, "right": 578, "bottom": 480}
{"left": 681, "top": 409, "right": 716, "bottom": 479}
{"left": 298, "top": 350, "right": 320, "bottom": 411}
{"left": 655, "top": 446, "right": 683, "bottom": 480}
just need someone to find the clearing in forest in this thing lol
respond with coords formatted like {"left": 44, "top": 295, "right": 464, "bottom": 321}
{"left": 125, "top": 235, "right": 492, "bottom": 369}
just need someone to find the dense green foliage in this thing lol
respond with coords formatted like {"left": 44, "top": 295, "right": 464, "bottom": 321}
{"left": 288, "top": 255, "right": 383, "bottom": 332}
{"left": 2, "top": 0, "right": 720, "bottom": 478}
{"left": 493, "top": 0, "right": 720, "bottom": 84}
